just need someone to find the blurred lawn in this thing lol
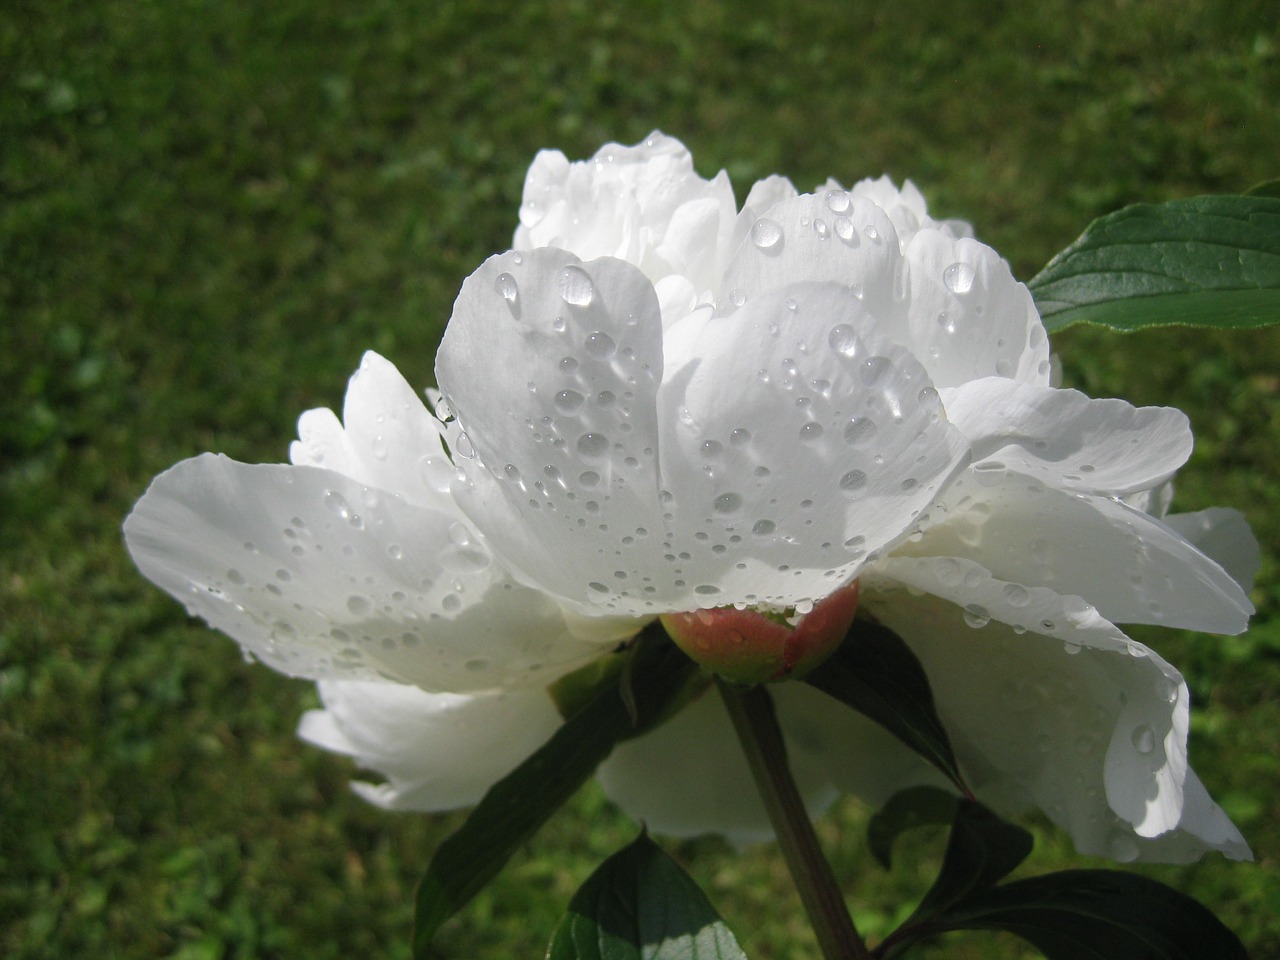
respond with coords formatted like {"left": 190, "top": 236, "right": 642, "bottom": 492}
{"left": 3, "top": 0, "right": 1278, "bottom": 957}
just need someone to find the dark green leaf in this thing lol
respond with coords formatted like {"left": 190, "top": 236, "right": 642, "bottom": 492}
{"left": 878, "top": 869, "right": 1248, "bottom": 960}
{"left": 1246, "top": 178, "right": 1280, "bottom": 199}
{"left": 546, "top": 832, "right": 749, "bottom": 960}
{"left": 1028, "top": 195, "right": 1280, "bottom": 331}
{"left": 910, "top": 801, "right": 1033, "bottom": 921}
{"left": 866, "top": 786, "right": 962, "bottom": 870}
{"left": 413, "top": 625, "right": 705, "bottom": 957}
{"left": 803, "top": 620, "right": 969, "bottom": 795}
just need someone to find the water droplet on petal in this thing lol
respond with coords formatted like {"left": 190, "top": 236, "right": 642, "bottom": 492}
{"left": 834, "top": 216, "right": 855, "bottom": 241}
{"left": 713, "top": 492, "right": 744, "bottom": 515}
{"left": 346, "top": 594, "right": 371, "bottom": 615}
{"left": 1131, "top": 724, "right": 1155, "bottom": 754}
{"left": 752, "top": 519, "right": 776, "bottom": 536}
{"left": 799, "top": 422, "right": 824, "bottom": 443}
{"left": 587, "top": 581, "right": 610, "bottom": 603}
{"left": 943, "top": 261, "right": 976, "bottom": 295}
{"left": 828, "top": 324, "right": 859, "bottom": 359}
{"left": 494, "top": 272, "right": 519, "bottom": 303}
{"left": 700, "top": 440, "right": 723, "bottom": 460}
{"left": 839, "top": 469, "right": 867, "bottom": 492}
{"left": 750, "top": 217, "right": 783, "bottom": 250}
{"left": 812, "top": 217, "right": 829, "bottom": 239}
{"left": 558, "top": 264, "right": 595, "bottom": 305}
{"left": 324, "top": 490, "right": 353, "bottom": 520}
{"left": 963, "top": 604, "right": 991, "bottom": 628}
{"left": 454, "top": 432, "right": 476, "bottom": 459}
{"left": 577, "top": 433, "right": 609, "bottom": 458}
{"left": 824, "top": 189, "right": 851, "bottom": 212}
{"left": 1001, "top": 583, "right": 1030, "bottom": 607}
{"left": 554, "top": 389, "right": 585, "bottom": 414}
{"left": 585, "top": 331, "right": 616, "bottom": 359}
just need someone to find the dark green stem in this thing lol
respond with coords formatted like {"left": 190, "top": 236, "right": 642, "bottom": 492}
{"left": 716, "top": 678, "right": 872, "bottom": 960}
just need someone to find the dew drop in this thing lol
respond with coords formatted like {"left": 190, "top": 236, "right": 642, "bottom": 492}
{"left": 750, "top": 217, "right": 783, "bottom": 250}
{"left": 700, "top": 440, "right": 723, "bottom": 460}
{"left": 1001, "top": 583, "right": 1031, "bottom": 607}
{"left": 943, "top": 261, "right": 976, "bottom": 295}
{"left": 226, "top": 568, "right": 246, "bottom": 586}
{"left": 860, "top": 356, "right": 891, "bottom": 385}
{"left": 824, "top": 189, "right": 851, "bottom": 212}
{"left": 324, "top": 490, "right": 353, "bottom": 520}
{"left": 494, "top": 272, "right": 519, "bottom": 303}
{"left": 863, "top": 224, "right": 879, "bottom": 240}
{"left": 1131, "top": 724, "right": 1156, "bottom": 754}
{"left": 827, "top": 323, "right": 859, "bottom": 359}
{"left": 454, "top": 432, "right": 476, "bottom": 459}
{"left": 963, "top": 604, "right": 991, "bottom": 628}
{"left": 558, "top": 264, "right": 595, "bottom": 305}
{"left": 839, "top": 469, "right": 868, "bottom": 492}
{"left": 799, "top": 422, "right": 824, "bottom": 443}
{"left": 834, "top": 216, "right": 855, "bottom": 241}
{"left": 713, "top": 492, "right": 744, "bottom": 515}
{"left": 554, "top": 389, "right": 585, "bottom": 414}
{"left": 812, "top": 217, "right": 829, "bottom": 239}
{"left": 752, "top": 519, "right": 776, "bottom": 536}
{"left": 442, "top": 593, "right": 462, "bottom": 613}
{"left": 579, "top": 470, "right": 601, "bottom": 488}
{"left": 729, "top": 428, "right": 751, "bottom": 447}
{"left": 346, "top": 594, "right": 372, "bottom": 616}
{"left": 587, "top": 581, "right": 610, "bottom": 603}
{"left": 577, "top": 433, "right": 609, "bottom": 458}
{"left": 584, "top": 331, "right": 616, "bottom": 359}
{"left": 694, "top": 584, "right": 722, "bottom": 596}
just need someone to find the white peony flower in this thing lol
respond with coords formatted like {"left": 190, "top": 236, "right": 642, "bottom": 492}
{"left": 125, "top": 132, "right": 1257, "bottom": 861}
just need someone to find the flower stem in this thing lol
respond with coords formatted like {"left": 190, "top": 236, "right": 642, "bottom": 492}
{"left": 716, "top": 678, "right": 872, "bottom": 960}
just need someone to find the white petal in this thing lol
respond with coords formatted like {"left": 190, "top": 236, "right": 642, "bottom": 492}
{"left": 719, "top": 192, "right": 903, "bottom": 323}
{"left": 832, "top": 175, "right": 974, "bottom": 247}
{"left": 868, "top": 557, "right": 1189, "bottom": 837}
{"left": 515, "top": 132, "right": 737, "bottom": 297}
{"left": 902, "top": 230, "right": 1050, "bottom": 388}
{"left": 298, "top": 679, "right": 563, "bottom": 812}
{"left": 291, "top": 351, "right": 452, "bottom": 508}
{"left": 1162, "top": 507, "right": 1261, "bottom": 594}
{"left": 656, "top": 282, "right": 970, "bottom": 609}
{"left": 858, "top": 569, "right": 1245, "bottom": 860}
{"left": 123, "top": 454, "right": 611, "bottom": 690}
{"left": 940, "top": 378, "right": 1193, "bottom": 496}
{"left": 596, "top": 685, "right": 837, "bottom": 847}
{"left": 437, "top": 249, "right": 671, "bottom": 614}
{"left": 904, "top": 469, "right": 1254, "bottom": 633}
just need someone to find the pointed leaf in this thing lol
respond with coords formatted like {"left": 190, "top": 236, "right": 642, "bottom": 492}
{"left": 910, "top": 800, "right": 1033, "bottom": 921}
{"left": 546, "top": 832, "right": 749, "bottom": 960}
{"left": 803, "top": 620, "right": 969, "bottom": 795}
{"left": 878, "top": 869, "right": 1247, "bottom": 960}
{"left": 866, "top": 786, "right": 962, "bottom": 870}
{"left": 1028, "top": 195, "right": 1280, "bottom": 331}
{"left": 1246, "top": 178, "right": 1280, "bottom": 200}
{"left": 413, "top": 625, "right": 704, "bottom": 956}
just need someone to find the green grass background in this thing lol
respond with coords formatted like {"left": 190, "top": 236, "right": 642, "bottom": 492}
{"left": 3, "top": 0, "right": 1278, "bottom": 957}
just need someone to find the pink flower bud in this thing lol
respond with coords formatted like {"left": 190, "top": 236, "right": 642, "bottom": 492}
{"left": 660, "top": 581, "right": 860, "bottom": 684}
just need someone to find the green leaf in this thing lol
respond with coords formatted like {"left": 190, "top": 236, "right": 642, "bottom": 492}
{"left": 546, "top": 832, "right": 749, "bottom": 960}
{"left": 803, "top": 620, "right": 969, "bottom": 795}
{"left": 1246, "top": 178, "right": 1280, "bottom": 199}
{"left": 878, "top": 869, "right": 1248, "bottom": 960}
{"left": 866, "top": 786, "right": 962, "bottom": 870}
{"left": 909, "top": 801, "right": 1033, "bottom": 922}
{"left": 413, "top": 625, "right": 705, "bottom": 957}
{"left": 1027, "top": 194, "right": 1280, "bottom": 331}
